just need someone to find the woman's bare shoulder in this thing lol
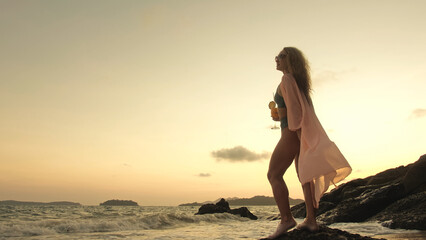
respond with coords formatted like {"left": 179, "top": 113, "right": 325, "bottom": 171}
{"left": 281, "top": 74, "right": 296, "bottom": 86}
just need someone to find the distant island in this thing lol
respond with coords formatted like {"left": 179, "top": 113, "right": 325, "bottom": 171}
{"left": 179, "top": 195, "right": 303, "bottom": 206}
{"left": 100, "top": 199, "right": 139, "bottom": 206}
{"left": 0, "top": 200, "right": 81, "bottom": 206}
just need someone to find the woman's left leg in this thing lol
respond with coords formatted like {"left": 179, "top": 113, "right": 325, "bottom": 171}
{"left": 295, "top": 129, "right": 319, "bottom": 231}
{"left": 298, "top": 181, "right": 319, "bottom": 231}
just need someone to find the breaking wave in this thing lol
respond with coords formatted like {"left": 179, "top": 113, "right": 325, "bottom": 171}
{"left": 0, "top": 211, "right": 247, "bottom": 237}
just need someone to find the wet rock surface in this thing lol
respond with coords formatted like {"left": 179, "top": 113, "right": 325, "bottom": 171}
{"left": 371, "top": 191, "right": 426, "bottom": 230}
{"left": 260, "top": 225, "right": 385, "bottom": 240}
{"left": 290, "top": 154, "right": 426, "bottom": 230}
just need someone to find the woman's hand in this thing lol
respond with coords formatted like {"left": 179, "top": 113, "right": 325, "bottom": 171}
{"left": 277, "top": 107, "right": 287, "bottom": 120}
{"left": 271, "top": 108, "right": 279, "bottom": 121}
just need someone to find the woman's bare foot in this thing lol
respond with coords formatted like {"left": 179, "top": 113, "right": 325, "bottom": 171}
{"left": 296, "top": 219, "right": 319, "bottom": 232}
{"left": 265, "top": 219, "right": 297, "bottom": 239}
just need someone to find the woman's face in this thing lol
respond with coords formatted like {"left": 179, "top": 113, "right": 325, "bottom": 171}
{"left": 275, "top": 51, "right": 287, "bottom": 72}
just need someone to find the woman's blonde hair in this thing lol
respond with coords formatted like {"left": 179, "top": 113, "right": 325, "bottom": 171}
{"left": 282, "top": 47, "right": 313, "bottom": 105}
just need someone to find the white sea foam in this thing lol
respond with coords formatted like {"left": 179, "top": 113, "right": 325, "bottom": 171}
{"left": 329, "top": 221, "right": 423, "bottom": 237}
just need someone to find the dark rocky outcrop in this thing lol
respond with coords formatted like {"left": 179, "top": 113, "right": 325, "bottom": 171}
{"left": 402, "top": 154, "right": 426, "bottom": 194}
{"left": 260, "top": 226, "right": 385, "bottom": 240}
{"left": 289, "top": 154, "right": 426, "bottom": 230}
{"left": 195, "top": 198, "right": 258, "bottom": 220}
{"left": 100, "top": 199, "right": 139, "bottom": 206}
{"left": 196, "top": 199, "right": 230, "bottom": 214}
{"left": 229, "top": 207, "right": 258, "bottom": 220}
{"left": 370, "top": 191, "right": 426, "bottom": 230}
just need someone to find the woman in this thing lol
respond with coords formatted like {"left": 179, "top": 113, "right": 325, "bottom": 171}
{"left": 266, "top": 47, "right": 352, "bottom": 239}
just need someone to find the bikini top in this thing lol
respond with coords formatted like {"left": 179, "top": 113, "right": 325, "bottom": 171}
{"left": 274, "top": 85, "right": 286, "bottom": 108}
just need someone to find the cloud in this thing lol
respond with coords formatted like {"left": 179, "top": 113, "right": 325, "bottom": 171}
{"left": 313, "top": 70, "right": 338, "bottom": 86}
{"left": 312, "top": 68, "right": 356, "bottom": 87}
{"left": 197, "top": 173, "right": 211, "bottom": 177}
{"left": 410, "top": 108, "right": 426, "bottom": 119}
{"left": 211, "top": 146, "right": 270, "bottom": 162}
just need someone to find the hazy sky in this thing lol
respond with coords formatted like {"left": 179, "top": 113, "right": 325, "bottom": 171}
{"left": 1, "top": 0, "right": 425, "bottom": 206}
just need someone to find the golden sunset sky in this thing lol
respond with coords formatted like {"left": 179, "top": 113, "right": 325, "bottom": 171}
{"left": 1, "top": 0, "right": 425, "bottom": 206}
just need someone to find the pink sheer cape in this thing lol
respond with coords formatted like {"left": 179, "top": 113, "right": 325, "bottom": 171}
{"left": 280, "top": 73, "right": 352, "bottom": 208}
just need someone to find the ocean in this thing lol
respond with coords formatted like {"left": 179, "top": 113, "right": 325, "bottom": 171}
{"left": 1, "top": 205, "right": 425, "bottom": 240}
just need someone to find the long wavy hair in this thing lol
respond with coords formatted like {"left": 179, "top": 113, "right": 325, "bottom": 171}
{"left": 282, "top": 47, "right": 313, "bottom": 106}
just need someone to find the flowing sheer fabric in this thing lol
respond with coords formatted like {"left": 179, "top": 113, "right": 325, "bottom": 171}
{"left": 280, "top": 73, "right": 352, "bottom": 208}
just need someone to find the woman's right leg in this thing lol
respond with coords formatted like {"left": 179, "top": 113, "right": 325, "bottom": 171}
{"left": 267, "top": 128, "right": 300, "bottom": 237}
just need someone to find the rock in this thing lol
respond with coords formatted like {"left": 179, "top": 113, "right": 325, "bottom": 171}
{"left": 196, "top": 203, "right": 229, "bottom": 214}
{"left": 229, "top": 207, "right": 258, "bottom": 220}
{"left": 215, "top": 198, "right": 230, "bottom": 210}
{"left": 287, "top": 154, "right": 426, "bottom": 230}
{"left": 195, "top": 198, "right": 257, "bottom": 220}
{"left": 290, "top": 202, "right": 305, "bottom": 219}
{"left": 365, "top": 165, "right": 407, "bottom": 186}
{"left": 292, "top": 183, "right": 406, "bottom": 224}
{"left": 403, "top": 154, "right": 426, "bottom": 194}
{"left": 370, "top": 191, "right": 426, "bottom": 230}
{"left": 260, "top": 225, "right": 385, "bottom": 240}
{"left": 291, "top": 201, "right": 337, "bottom": 220}
{"left": 316, "top": 183, "right": 405, "bottom": 224}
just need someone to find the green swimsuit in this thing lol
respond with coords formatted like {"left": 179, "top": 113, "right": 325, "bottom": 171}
{"left": 274, "top": 87, "right": 288, "bottom": 129}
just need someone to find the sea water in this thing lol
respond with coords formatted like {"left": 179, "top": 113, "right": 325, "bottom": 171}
{"left": 0, "top": 205, "right": 425, "bottom": 240}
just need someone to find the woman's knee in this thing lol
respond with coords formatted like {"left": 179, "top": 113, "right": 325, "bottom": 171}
{"left": 267, "top": 169, "right": 284, "bottom": 183}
